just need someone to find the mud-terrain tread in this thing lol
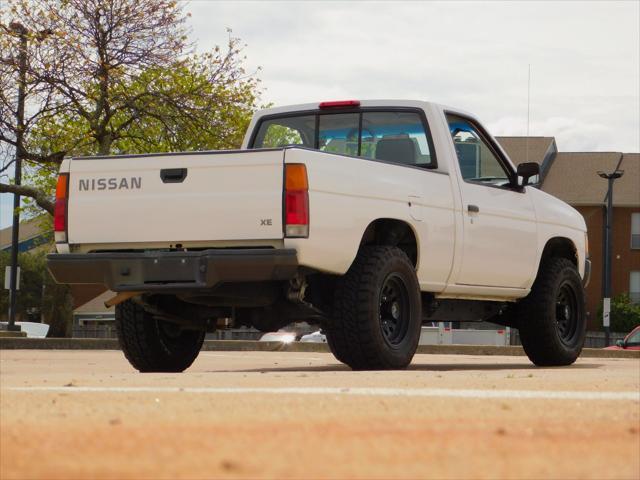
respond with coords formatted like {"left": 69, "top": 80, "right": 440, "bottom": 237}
{"left": 516, "top": 257, "right": 586, "bottom": 366}
{"left": 326, "top": 246, "right": 421, "bottom": 370}
{"left": 115, "top": 300, "right": 204, "bottom": 372}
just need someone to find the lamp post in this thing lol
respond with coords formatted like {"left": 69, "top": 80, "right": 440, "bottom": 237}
{"left": 6, "top": 21, "right": 28, "bottom": 331}
{"left": 597, "top": 169, "right": 624, "bottom": 347}
{"left": 5, "top": 22, "right": 52, "bottom": 331}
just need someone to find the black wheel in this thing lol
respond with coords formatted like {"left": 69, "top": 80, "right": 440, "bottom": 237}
{"left": 326, "top": 246, "right": 422, "bottom": 370}
{"left": 115, "top": 300, "right": 205, "bottom": 372}
{"left": 516, "top": 257, "right": 586, "bottom": 366}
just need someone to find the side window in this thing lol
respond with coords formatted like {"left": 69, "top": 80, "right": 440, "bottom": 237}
{"left": 627, "top": 328, "right": 640, "bottom": 346}
{"left": 319, "top": 113, "right": 359, "bottom": 156}
{"left": 253, "top": 116, "right": 315, "bottom": 148}
{"left": 360, "top": 111, "right": 433, "bottom": 167}
{"left": 631, "top": 213, "right": 640, "bottom": 249}
{"left": 446, "top": 114, "right": 511, "bottom": 186}
{"left": 630, "top": 271, "right": 640, "bottom": 304}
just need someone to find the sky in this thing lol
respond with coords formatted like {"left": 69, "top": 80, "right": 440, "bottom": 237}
{"left": 1, "top": 0, "right": 639, "bottom": 228}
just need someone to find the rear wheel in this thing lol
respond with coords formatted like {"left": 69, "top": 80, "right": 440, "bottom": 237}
{"left": 115, "top": 300, "right": 205, "bottom": 372}
{"left": 326, "top": 246, "right": 422, "bottom": 370}
{"left": 517, "top": 257, "right": 586, "bottom": 366}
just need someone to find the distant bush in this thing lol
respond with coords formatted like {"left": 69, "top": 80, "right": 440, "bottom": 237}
{"left": 0, "top": 249, "right": 72, "bottom": 337}
{"left": 597, "top": 294, "right": 640, "bottom": 333}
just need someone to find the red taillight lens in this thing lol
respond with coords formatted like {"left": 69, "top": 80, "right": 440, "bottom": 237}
{"left": 284, "top": 164, "right": 309, "bottom": 237}
{"left": 319, "top": 100, "right": 360, "bottom": 109}
{"left": 54, "top": 173, "right": 68, "bottom": 235}
{"left": 285, "top": 190, "right": 309, "bottom": 225}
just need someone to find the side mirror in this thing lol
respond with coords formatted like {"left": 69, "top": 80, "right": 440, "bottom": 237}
{"left": 516, "top": 162, "right": 540, "bottom": 187}
{"left": 616, "top": 339, "right": 625, "bottom": 348}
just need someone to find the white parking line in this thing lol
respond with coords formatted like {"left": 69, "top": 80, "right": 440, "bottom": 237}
{"left": 6, "top": 386, "right": 639, "bottom": 401}
{"left": 199, "top": 352, "right": 326, "bottom": 361}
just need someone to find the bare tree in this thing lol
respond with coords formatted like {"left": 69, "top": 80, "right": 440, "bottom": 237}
{"left": 0, "top": 0, "right": 197, "bottom": 213}
{"left": 0, "top": 15, "right": 66, "bottom": 213}
{"left": 1, "top": 0, "right": 260, "bottom": 215}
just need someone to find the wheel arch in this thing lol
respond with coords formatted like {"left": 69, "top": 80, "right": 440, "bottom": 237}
{"left": 536, "top": 237, "right": 578, "bottom": 276}
{"left": 359, "top": 218, "right": 419, "bottom": 268}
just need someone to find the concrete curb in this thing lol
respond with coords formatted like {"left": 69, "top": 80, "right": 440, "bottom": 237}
{"left": 1, "top": 338, "right": 638, "bottom": 359}
{"left": 0, "top": 331, "right": 27, "bottom": 338}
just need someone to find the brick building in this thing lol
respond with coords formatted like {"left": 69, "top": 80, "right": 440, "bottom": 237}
{"left": 497, "top": 138, "right": 640, "bottom": 329}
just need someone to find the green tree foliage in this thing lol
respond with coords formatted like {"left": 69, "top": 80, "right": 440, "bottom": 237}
{"left": 0, "top": 249, "right": 72, "bottom": 336}
{"left": 610, "top": 294, "right": 640, "bottom": 333}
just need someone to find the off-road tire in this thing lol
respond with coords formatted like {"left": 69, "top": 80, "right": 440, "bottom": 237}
{"left": 516, "top": 257, "right": 586, "bottom": 366}
{"left": 115, "top": 300, "right": 205, "bottom": 372}
{"left": 326, "top": 246, "right": 422, "bottom": 370}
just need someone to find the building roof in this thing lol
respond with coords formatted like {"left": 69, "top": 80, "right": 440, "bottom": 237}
{"left": 541, "top": 152, "right": 639, "bottom": 207}
{"left": 0, "top": 217, "right": 52, "bottom": 252}
{"left": 495, "top": 136, "right": 557, "bottom": 166}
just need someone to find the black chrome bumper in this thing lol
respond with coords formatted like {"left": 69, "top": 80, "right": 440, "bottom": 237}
{"left": 47, "top": 249, "right": 298, "bottom": 292}
{"left": 583, "top": 257, "right": 591, "bottom": 288}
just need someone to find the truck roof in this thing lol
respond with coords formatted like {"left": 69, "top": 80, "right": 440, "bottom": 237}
{"left": 254, "top": 99, "right": 474, "bottom": 118}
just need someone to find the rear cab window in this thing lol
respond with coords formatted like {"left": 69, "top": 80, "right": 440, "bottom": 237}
{"left": 251, "top": 108, "right": 437, "bottom": 169}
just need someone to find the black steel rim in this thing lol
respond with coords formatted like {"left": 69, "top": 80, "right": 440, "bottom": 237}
{"left": 555, "top": 281, "right": 579, "bottom": 345}
{"left": 379, "top": 273, "right": 410, "bottom": 347}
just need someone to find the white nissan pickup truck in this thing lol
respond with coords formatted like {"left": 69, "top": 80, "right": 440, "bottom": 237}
{"left": 47, "top": 99, "right": 591, "bottom": 372}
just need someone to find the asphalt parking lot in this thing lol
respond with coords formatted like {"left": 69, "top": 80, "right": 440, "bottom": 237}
{"left": 1, "top": 350, "right": 639, "bottom": 479}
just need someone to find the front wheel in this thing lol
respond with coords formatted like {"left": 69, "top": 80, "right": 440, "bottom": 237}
{"left": 115, "top": 300, "right": 205, "bottom": 372}
{"left": 516, "top": 257, "right": 586, "bottom": 366}
{"left": 326, "top": 246, "right": 422, "bottom": 370}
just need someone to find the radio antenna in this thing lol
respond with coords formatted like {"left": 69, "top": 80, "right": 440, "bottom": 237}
{"left": 526, "top": 64, "right": 531, "bottom": 163}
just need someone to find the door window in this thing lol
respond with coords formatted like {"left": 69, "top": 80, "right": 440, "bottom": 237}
{"left": 446, "top": 114, "right": 511, "bottom": 187}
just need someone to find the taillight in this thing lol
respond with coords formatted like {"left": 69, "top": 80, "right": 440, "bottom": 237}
{"left": 284, "top": 164, "right": 309, "bottom": 238}
{"left": 319, "top": 100, "right": 360, "bottom": 109}
{"left": 54, "top": 173, "right": 69, "bottom": 242}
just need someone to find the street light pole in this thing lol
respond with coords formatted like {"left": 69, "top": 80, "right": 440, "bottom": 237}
{"left": 598, "top": 169, "right": 624, "bottom": 347}
{"left": 7, "top": 22, "right": 28, "bottom": 332}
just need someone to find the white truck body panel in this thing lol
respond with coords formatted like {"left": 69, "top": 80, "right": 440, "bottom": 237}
{"left": 55, "top": 99, "right": 588, "bottom": 302}
{"left": 67, "top": 150, "right": 285, "bottom": 245}
{"left": 282, "top": 148, "right": 456, "bottom": 292}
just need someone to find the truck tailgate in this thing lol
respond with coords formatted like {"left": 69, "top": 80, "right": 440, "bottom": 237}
{"left": 67, "top": 150, "right": 284, "bottom": 245}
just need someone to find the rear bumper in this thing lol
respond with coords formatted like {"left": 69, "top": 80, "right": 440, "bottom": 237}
{"left": 47, "top": 249, "right": 298, "bottom": 292}
{"left": 583, "top": 257, "right": 591, "bottom": 288}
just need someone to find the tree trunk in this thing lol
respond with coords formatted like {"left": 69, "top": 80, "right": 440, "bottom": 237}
{"left": 97, "top": 131, "right": 113, "bottom": 155}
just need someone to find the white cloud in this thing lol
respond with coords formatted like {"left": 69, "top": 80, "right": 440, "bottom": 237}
{"left": 187, "top": 0, "right": 640, "bottom": 152}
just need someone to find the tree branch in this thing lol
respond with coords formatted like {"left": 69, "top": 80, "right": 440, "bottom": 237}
{"left": 0, "top": 182, "right": 54, "bottom": 215}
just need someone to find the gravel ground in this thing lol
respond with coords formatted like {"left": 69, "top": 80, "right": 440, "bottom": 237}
{"left": 1, "top": 349, "right": 638, "bottom": 479}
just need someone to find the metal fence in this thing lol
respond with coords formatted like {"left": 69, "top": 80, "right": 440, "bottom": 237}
{"left": 510, "top": 329, "right": 626, "bottom": 348}
{"left": 72, "top": 324, "right": 117, "bottom": 339}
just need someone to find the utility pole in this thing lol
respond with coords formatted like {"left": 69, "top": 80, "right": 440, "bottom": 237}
{"left": 5, "top": 22, "right": 52, "bottom": 330}
{"left": 598, "top": 169, "right": 624, "bottom": 347}
{"left": 6, "top": 21, "right": 28, "bottom": 331}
